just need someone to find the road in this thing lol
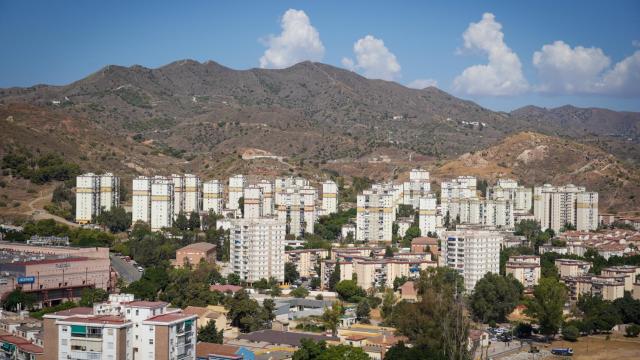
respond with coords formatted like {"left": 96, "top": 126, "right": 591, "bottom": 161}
{"left": 110, "top": 254, "right": 143, "bottom": 283}
{"left": 23, "top": 190, "right": 80, "bottom": 227}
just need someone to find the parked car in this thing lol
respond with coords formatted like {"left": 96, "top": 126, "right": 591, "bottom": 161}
{"left": 137, "top": 266, "right": 144, "bottom": 272}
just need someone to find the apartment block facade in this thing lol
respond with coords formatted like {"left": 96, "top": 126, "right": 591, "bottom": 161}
{"left": 442, "top": 230, "right": 502, "bottom": 291}
{"left": 402, "top": 169, "right": 430, "bottom": 208}
{"left": 356, "top": 189, "right": 395, "bottom": 243}
{"left": 227, "top": 175, "right": 246, "bottom": 210}
{"left": 202, "top": 179, "right": 224, "bottom": 215}
{"left": 230, "top": 218, "right": 286, "bottom": 283}
{"left": 321, "top": 180, "right": 338, "bottom": 216}
{"left": 534, "top": 184, "right": 599, "bottom": 232}
{"left": 75, "top": 173, "right": 120, "bottom": 224}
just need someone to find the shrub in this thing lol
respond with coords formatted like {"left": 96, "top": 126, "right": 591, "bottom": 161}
{"left": 625, "top": 324, "right": 640, "bottom": 337}
{"left": 562, "top": 325, "right": 580, "bottom": 341}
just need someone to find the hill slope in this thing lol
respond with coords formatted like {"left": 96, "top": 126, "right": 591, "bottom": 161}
{"left": 436, "top": 132, "right": 640, "bottom": 212}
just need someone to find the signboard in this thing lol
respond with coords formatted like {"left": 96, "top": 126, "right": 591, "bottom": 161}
{"left": 17, "top": 276, "right": 35, "bottom": 284}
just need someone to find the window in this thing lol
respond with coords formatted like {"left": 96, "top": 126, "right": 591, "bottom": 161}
{"left": 149, "top": 339, "right": 154, "bottom": 345}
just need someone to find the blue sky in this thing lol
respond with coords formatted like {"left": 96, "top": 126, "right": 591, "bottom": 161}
{"left": 1, "top": 0, "right": 639, "bottom": 111}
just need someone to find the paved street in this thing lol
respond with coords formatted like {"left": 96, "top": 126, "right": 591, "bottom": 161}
{"left": 110, "top": 254, "right": 142, "bottom": 283}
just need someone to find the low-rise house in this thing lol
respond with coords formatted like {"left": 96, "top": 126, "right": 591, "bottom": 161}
{"left": 555, "top": 259, "right": 591, "bottom": 278}
{"left": 173, "top": 242, "right": 216, "bottom": 268}
{"left": 506, "top": 255, "right": 541, "bottom": 290}
{"left": 0, "top": 334, "right": 44, "bottom": 359}
{"left": 196, "top": 342, "right": 255, "bottom": 360}
{"left": 398, "top": 281, "right": 418, "bottom": 302}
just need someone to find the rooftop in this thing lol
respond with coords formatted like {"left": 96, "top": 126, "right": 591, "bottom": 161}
{"left": 177, "top": 242, "right": 216, "bottom": 252}
{"left": 238, "top": 330, "right": 339, "bottom": 347}
{"left": 61, "top": 315, "right": 128, "bottom": 325}
{"left": 196, "top": 342, "right": 242, "bottom": 358}
{"left": 144, "top": 312, "right": 195, "bottom": 324}
{"left": 124, "top": 300, "right": 168, "bottom": 309}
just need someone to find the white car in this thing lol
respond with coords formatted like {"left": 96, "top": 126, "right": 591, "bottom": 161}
{"left": 137, "top": 266, "right": 144, "bottom": 272}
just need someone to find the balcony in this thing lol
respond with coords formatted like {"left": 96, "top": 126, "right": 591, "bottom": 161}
{"left": 69, "top": 351, "right": 102, "bottom": 360}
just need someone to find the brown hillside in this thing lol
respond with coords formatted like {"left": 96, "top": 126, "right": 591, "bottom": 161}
{"left": 436, "top": 132, "right": 640, "bottom": 213}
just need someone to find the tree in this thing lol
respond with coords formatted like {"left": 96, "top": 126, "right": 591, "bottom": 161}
{"left": 291, "top": 287, "right": 309, "bottom": 298}
{"left": 2, "top": 289, "right": 36, "bottom": 311}
{"left": 319, "top": 345, "right": 369, "bottom": 360}
{"left": 356, "top": 299, "right": 371, "bottom": 323}
{"left": 401, "top": 226, "right": 421, "bottom": 247}
{"left": 525, "top": 277, "right": 567, "bottom": 339}
{"left": 381, "top": 288, "right": 396, "bottom": 321}
{"left": 293, "top": 338, "right": 326, "bottom": 360}
{"left": 328, "top": 265, "right": 341, "bottom": 291}
{"left": 386, "top": 342, "right": 434, "bottom": 360}
{"left": 389, "top": 267, "right": 469, "bottom": 360}
{"left": 393, "top": 276, "right": 409, "bottom": 291}
{"left": 384, "top": 246, "right": 394, "bottom": 258}
{"left": 174, "top": 212, "right": 188, "bottom": 231}
{"left": 470, "top": 273, "right": 523, "bottom": 323}
{"left": 562, "top": 325, "right": 580, "bottom": 341}
{"left": 625, "top": 324, "right": 640, "bottom": 337}
{"left": 198, "top": 321, "right": 223, "bottom": 343}
{"left": 227, "top": 273, "right": 241, "bottom": 285}
{"left": 613, "top": 292, "right": 640, "bottom": 325}
{"left": 238, "top": 197, "right": 244, "bottom": 217}
{"left": 310, "top": 277, "right": 321, "bottom": 290}
{"left": 95, "top": 207, "right": 131, "bottom": 233}
{"left": 322, "top": 302, "right": 343, "bottom": 337}
{"left": 226, "top": 291, "right": 273, "bottom": 333}
{"left": 293, "top": 339, "right": 369, "bottom": 360}
{"left": 335, "top": 280, "right": 366, "bottom": 302}
{"left": 188, "top": 211, "right": 200, "bottom": 231}
{"left": 79, "top": 288, "right": 108, "bottom": 307}
{"left": 285, "top": 262, "right": 300, "bottom": 284}
{"left": 577, "top": 293, "right": 621, "bottom": 334}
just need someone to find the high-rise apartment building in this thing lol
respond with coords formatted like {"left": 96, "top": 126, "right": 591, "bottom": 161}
{"left": 534, "top": 184, "right": 598, "bottom": 232}
{"left": 418, "top": 194, "right": 437, "bottom": 235}
{"left": 151, "top": 178, "right": 175, "bottom": 231}
{"left": 442, "top": 230, "right": 502, "bottom": 291}
{"left": 75, "top": 173, "right": 120, "bottom": 224}
{"left": 202, "top": 179, "right": 224, "bottom": 214}
{"left": 227, "top": 175, "right": 246, "bottom": 210}
{"left": 488, "top": 179, "right": 532, "bottom": 214}
{"left": 276, "top": 183, "right": 317, "bottom": 237}
{"left": 171, "top": 174, "right": 201, "bottom": 217}
{"left": 243, "top": 185, "right": 264, "bottom": 219}
{"left": 402, "top": 169, "right": 430, "bottom": 208}
{"left": 257, "top": 180, "right": 275, "bottom": 216}
{"left": 230, "top": 218, "right": 286, "bottom": 283}
{"left": 356, "top": 189, "right": 395, "bottom": 243}
{"left": 132, "top": 176, "right": 152, "bottom": 225}
{"left": 321, "top": 180, "right": 338, "bottom": 216}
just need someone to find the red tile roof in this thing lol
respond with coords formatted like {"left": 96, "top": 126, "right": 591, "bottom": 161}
{"left": 0, "top": 335, "right": 43, "bottom": 354}
{"left": 178, "top": 242, "right": 216, "bottom": 252}
{"left": 145, "top": 313, "right": 195, "bottom": 324}
{"left": 196, "top": 342, "right": 241, "bottom": 358}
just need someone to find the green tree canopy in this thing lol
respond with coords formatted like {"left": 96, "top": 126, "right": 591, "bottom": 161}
{"left": 198, "top": 321, "right": 224, "bottom": 343}
{"left": 335, "top": 280, "right": 366, "bottom": 302}
{"left": 524, "top": 277, "right": 567, "bottom": 338}
{"left": 285, "top": 262, "right": 300, "bottom": 284}
{"left": 96, "top": 207, "right": 131, "bottom": 233}
{"left": 470, "top": 273, "right": 523, "bottom": 323}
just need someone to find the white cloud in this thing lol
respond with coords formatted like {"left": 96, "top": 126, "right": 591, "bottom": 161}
{"left": 533, "top": 40, "right": 640, "bottom": 96}
{"left": 598, "top": 50, "right": 640, "bottom": 96}
{"left": 259, "top": 9, "right": 325, "bottom": 69}
{"left": 407, "top": 79, "right": 438, "bottom": 89}
{"left": 342, "top": 35, "right": 401, "bottom": 81}
{"left": 452, "top": 13, "right": 528, "bottom": 96}
{"left": 532, "top": 41, "right": 610, "bottom": 94}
